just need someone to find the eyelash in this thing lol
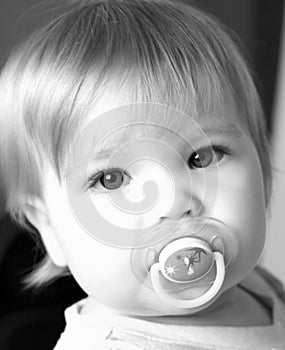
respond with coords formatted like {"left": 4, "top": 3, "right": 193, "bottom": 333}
{"left": 188, "top": 142, "right": 231, "bottom": 169}
{"left": 87, "top": 167, "right": 131, "bottom": 191}
{"left": 87, "top": 142, "right": 232, "bottom": 191}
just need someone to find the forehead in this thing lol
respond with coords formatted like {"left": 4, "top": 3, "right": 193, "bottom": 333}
{"left": 79, "top": 79, "right": 242, "bottom": 136}
{"left": 62, "top": 63, "right": 245, "bottom": 158}
{"left": 65, "top": 100, "right": 243, "bottom": 172}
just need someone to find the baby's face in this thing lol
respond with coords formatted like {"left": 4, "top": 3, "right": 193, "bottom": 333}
{"left": 41, "top": 100, "right": 266, "bottom": 316}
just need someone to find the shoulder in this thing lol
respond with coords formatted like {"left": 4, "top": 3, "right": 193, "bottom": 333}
{"left": 254, "top": 265, "right": 285, "bottom": 304}
{"left": 241, "top": 266, "right": 285, "bottom": 296}
{"left": 240, "top": 265, "right": 285, "bottom": 326}
{"left": 54, "top": 298, "right": 113, "bottom": 350}
{"left": 246, "top": 265, "right": 285, "bottom": 305}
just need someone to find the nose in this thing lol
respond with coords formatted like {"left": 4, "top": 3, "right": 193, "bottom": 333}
{"left": 157, "top": 160, "right": 205, "bottom": 220}
{"left": 156, "top": 149, "right": 208, "bottom": 221}
{"left": 160, "top": 194, "right": 203, "bottom": 221}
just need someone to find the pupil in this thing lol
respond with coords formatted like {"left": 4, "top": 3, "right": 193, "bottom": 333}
{"left": 192, "top": 149, "right": 212, "bottom": 168}
{"left": 100, "top": 171, "right": 123, "bottom": 189}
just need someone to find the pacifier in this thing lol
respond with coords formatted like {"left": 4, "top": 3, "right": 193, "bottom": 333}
{"left": 131, "top": 217, "right": 238, "bottom": 310}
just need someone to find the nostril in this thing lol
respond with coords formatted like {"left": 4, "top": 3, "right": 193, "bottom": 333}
{"left": 182, "top": 209, "right": 192, "bottom": 217}
{"left": 159, "top": 216, "right": 167, "bottom": 221}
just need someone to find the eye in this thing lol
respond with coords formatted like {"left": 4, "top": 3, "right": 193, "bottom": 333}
{"left": 188, "top": 145, "right": 229, "bottom": 169}
{"left": 88, "top": 168, "right": 131, "bottom": 191}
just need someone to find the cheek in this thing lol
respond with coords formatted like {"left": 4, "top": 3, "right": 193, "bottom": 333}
{"left": 43, "top": 174, "right": 148, "bottom": 309}
{"left": 211, "top": 149, "right": 266, "bottom": 280}
{"left": 68, "top": 243, "right": 136, "bottom": 302}
{"left": 50, "top": 202, "right": 142, "bottom": 304}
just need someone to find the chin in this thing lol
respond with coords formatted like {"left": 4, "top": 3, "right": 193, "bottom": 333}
{"left": 123, "top": 287, "right": 221, "bottom": 317}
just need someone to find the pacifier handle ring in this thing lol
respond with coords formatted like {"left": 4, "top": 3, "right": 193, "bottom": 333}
{"left": 150, "top": 251, "right": 225, "bottom": 309}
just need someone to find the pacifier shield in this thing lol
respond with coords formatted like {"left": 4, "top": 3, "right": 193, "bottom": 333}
{"left": 130, "top": 217, "right": 238, "bottom": 292}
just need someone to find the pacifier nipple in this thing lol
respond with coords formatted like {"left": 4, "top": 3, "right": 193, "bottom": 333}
{"left": 130, "top": 217, "right": 238, "bottom": 310}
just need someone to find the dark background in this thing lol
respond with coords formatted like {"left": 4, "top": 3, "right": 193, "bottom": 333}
{"left": 197, "top": 0, "right": 284, "bottom": 134}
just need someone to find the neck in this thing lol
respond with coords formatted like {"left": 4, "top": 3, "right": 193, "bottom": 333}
{"left": 135, "top": 286, "right": 239, "bottom": 326}
{"left": 137, "top": 286, "right": 272, "bottom": 327}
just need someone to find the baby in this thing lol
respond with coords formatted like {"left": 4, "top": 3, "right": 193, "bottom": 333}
{"left": 0, "top": 0, "right": 285, "bottom": 349}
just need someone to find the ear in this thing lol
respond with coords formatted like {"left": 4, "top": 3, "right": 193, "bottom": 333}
{"left": 23, "top": 196, "right": 67, "bottom": 267}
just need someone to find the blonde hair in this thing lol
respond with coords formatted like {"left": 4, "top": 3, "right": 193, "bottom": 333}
{"left": 0, "top": 0, "right": 272, "bottom": 285}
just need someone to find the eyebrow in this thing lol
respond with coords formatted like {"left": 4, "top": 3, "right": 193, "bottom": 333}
{"left": 200, "top": 124, "right": 243, "bottom": 138}
{"left": 91, "top": 124, "right": 242, "bottom": 161}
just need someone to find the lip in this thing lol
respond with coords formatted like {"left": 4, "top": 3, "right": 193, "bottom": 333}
{"left": 162, "top": 279, "right": 213, "bottom": 301}
{"left": 165, "top": 283, "right": 212, "bottom": 294}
